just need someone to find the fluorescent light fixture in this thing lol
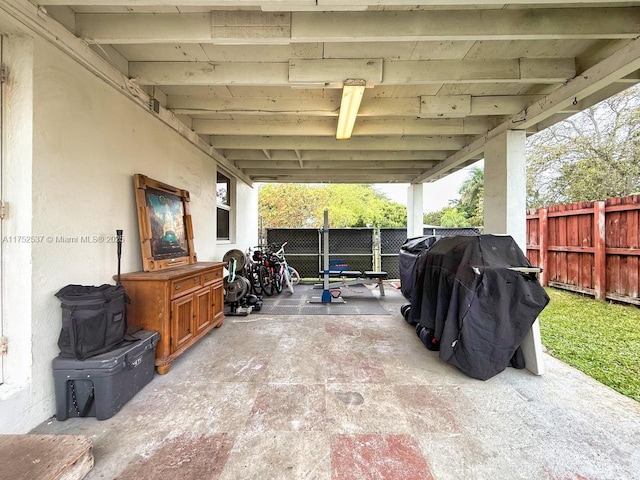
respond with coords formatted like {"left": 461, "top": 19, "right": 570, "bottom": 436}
{"left": 336, "top": 79, "right": 366, "bottom": 140}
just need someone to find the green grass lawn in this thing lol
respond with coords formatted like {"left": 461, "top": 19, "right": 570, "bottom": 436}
{"left": 539, "top": 288, "right": 640, "bottom": 402}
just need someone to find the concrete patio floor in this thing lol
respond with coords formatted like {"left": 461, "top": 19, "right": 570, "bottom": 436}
{"left": 33, "top": 284, "right": 640, "bottom": 480}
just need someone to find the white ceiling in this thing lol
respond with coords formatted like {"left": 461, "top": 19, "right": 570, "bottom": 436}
{"left": 33, "top": 0, "right": 640, "bottom": 184}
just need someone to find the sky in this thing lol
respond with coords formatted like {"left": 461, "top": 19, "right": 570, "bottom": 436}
{"left": 375, "top": 160, "right": 483, "bottom": 213}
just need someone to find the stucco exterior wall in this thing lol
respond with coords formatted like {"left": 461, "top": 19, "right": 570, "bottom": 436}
{"left": 0, "top": 35, "right": 257, "bottom": 433}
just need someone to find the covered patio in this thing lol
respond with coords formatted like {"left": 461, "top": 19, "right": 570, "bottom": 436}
{"left": 33, "top": 285, "right": 640, "bottom": 479}
{"left": 1, "top": 1, "right": 640, "bottom": 476}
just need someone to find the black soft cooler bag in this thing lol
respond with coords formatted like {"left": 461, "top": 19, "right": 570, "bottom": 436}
{"left": 56, "top": 284, "right": 128, "bottom": 359}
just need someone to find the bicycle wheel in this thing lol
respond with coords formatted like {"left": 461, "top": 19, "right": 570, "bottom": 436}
{"left": 283, "top": 268, "right": 294, "bottom": 294}
{"left": 274, "top": 271, "right": 283, "bottom": 294}
{"left": 258, "top": 265, "right": 273, "bottom": 296}
{"left": 250, "top": 266, "right": 263, "bottom": 296}
{"left": 288, "top": 267, "right": 300, "bottom": 286}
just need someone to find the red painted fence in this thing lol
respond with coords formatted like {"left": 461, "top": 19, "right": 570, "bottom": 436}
{"left": 526, "top": 195, "right": 640, "bottom": 305}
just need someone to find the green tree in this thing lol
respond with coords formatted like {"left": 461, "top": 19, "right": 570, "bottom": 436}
{"left": 259, "top": 184, "right": 324, "bottom": 228}
{"left": 457, "top": 166, "right": 484, "bottom": 226}
{"left": 423, "top": 210, "right": 444, "bottom": 226}
{"left": 440, "top": 207, "right": 471, "bottom": 227}
{"left": 423, "top": 166, "right": 485, "bottom": 227}
{"left": 527, "top": 85, "right": 640, "bottom": 208}
{"left": 258, "top": 184, "right": 407, "bottom": 228}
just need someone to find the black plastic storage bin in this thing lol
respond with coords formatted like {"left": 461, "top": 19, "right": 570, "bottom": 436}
{"left": 52, "top": 330, "right": 159, "bottom": 421}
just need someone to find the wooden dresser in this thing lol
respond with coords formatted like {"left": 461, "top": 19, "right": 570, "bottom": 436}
{"left": 118, "top": 262, "right": 225, "bottom": 374}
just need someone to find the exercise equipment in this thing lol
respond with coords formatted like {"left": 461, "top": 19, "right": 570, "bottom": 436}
{"left": 310, "top": 211, "right": 388, "bottom": 303}
{"left": 223, "top": 249, "right": 262, "bottom": 316}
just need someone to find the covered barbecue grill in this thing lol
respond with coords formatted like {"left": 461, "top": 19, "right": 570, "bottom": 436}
{"left": 398, "top": 235, "right": 440, "bottom": 325}
{"left": 406, "top": 234, "right": 549, "bottom": 380}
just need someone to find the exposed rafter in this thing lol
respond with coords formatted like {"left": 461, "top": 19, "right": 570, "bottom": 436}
{"left": 223, "top": 150, "right": 453, "bottom": 161}
{"left": 193, "top": 117, "right": 497, "bottom": 136}
{"left": 210, "top": 135, "right": 475, "bottom": 150}
{"left": 130, "top": 58, "right": 576, "bottom": 86}
{"left": 414, "top": 36, "right": 640, "bottom": 183}
{"left": 74, "top": 8, "right": 640, "bottom": 44}
{"left": 22, "top": 0, "right": 640, "bottom": 184}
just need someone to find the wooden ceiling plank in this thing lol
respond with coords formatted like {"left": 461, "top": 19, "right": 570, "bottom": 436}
{"left": 236, "top": 160, "right": 436, "bottom": 169}
{"left": 248, "top": 167, "right": 423, "bottom": 176}
{"left": 385, "top": 58, "right": 575, "bottom": 85}
{"left": 413, "top": 36, "right": 640, "bottom": 183}
{"left": 74, "top": 7, "right": 640, "bottom": 43}
{"left": 211, "top": 135, "right": 474, "bottom": 150}
{"left": 131, "top": 58, "right": 575, "bottom": 85}
{"left": 129, "top": 61, "right": 290, "bottom": 85}
{"left": 210, "top": 11, "right": 291, "bottom": 44}
{"left": 167, "top": 95, "right": 419, "bottom": 116}
{"left": 251, "top": 174, "right": 418, "bottom": 183}
{"left": 289, "top": 58, "right": 383, "bottom": 85}
{"left": 193, "top": 117, "right": 495, "bottom": 135}
{"left": 168, "top": 96, "right": 338, "bottom": 115}
{"left": 420, "top": 95, "right": 471, "bottom": 118}
{"left": 224, "top": 149, "right": 451, "bottom": 161}
{"left": 77, "top": 13, "right": 212, "bottom": 43}
{"left": 292, "top": 9, "right": 640, "bottom": 42}
{"left": 420, "top": 94, "right": 545, "bottom": 117}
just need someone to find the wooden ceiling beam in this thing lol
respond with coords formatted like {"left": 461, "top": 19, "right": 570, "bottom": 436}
{"left": 420, "top": 95, "right": 546, "bottom": 118}
{"left": 248, "top": 170, "right": 420, "bottom": 182}
{"left": 293, "top": 8, "right": 640, "bottom": 42}
{"left": 130, "top": 58, "right": 575, "bottom": 85}
{"left": 74, "top": 8, "right": 640, "bottom": 43}
{"left": 168, "top": 96, "right": 413, "bottom": 116}
{"left": 210, "top": 135, "right": 474, "bottom": 150}
{"left": 168, "top": 94, "right": 546, "bottom": 117}
{"left": 223, "top": 149, "right": 452, "bottom": 161}
{"left": 235, "top": 160, "right": 436, "bottom": 169}
{"left": 193, "top": 117, "right": 496, "bottom": 135}
{"left": 414, "top": 36, "right": 640, "bottom": 183}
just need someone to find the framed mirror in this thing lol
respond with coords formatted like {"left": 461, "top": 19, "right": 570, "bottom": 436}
{"left": 134, "top": 174, "right": 197, "bottom": 271}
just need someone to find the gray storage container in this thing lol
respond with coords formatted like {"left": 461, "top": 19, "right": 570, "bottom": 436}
{"left": 52, "top": 330, "right": 159, "bottom": 421}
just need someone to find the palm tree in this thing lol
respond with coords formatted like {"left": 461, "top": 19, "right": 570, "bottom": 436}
{"left": 458, "top": 166, "right": 484, "bottom": 225}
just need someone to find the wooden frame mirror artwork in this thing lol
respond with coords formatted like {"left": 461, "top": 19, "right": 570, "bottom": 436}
{"left": 133, "top": 174, "right": 197, "bottom": 271}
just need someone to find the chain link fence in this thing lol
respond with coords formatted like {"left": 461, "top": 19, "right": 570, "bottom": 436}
{"left": 266, "top": 226, "right": 481, "bottom": 279}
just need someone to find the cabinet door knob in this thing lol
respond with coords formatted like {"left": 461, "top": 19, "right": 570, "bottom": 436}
{"left": 175, "top": 284, "right": 182, "bottom": 290}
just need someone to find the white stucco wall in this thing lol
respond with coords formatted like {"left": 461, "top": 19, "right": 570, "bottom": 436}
{"left": 0, "top": 35, "right": 36, "bottom": 433}
{"left": 0, "top": 35, "right": 257, "bottom": 433}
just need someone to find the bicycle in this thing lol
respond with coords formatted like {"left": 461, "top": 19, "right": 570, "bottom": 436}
{"left": 273, "top": 242, "right": 300, "bottom": 294}
{"left": 244, "top": 246, "right": 264, "bottom": 296}
{"left": 250, "top": 244, "right": 280, "bottom": 297}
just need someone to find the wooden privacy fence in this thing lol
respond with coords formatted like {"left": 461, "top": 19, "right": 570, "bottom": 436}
{"left": 526, "top": 195, "right": 640, "bottom": 305}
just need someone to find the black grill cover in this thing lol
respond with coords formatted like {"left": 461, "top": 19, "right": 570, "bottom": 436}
{"left": 413, "top": 235, "right": 549, "bottom": 380}
{"left": 398, "top": 235, "right": 440, "bottom": 300}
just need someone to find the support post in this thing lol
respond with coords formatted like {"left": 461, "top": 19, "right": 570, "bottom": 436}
{"left": 310, "top": 210, "right": 344, "bottom": 303}
{"left": 594, "top": 201, "right": 607, "bottom": 301}
{"left": 539, "top": 208, "right": 548, "bottom": 286}
{"left": 407, "top": 183, "right": 424, "bottom": 238}
{"left": 321, "top": 210, "right": 331, "bottom": 303}
{"left": 485, "top": 130, "right": 544, "bottom": 376}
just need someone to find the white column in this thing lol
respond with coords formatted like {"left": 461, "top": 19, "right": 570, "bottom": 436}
{"left": 406, "top": 183, "right": 424, "bottom": 238}
{"left": 484, "top": 130, "right": 544, "bottom": 375}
